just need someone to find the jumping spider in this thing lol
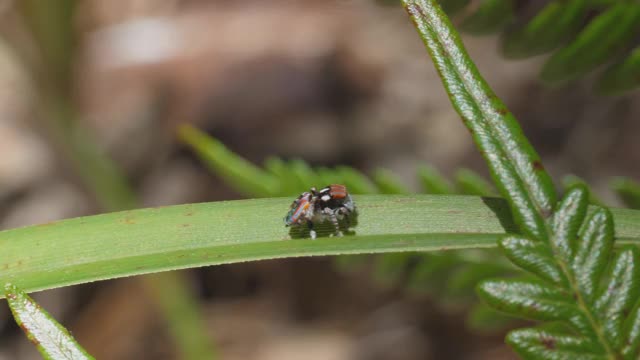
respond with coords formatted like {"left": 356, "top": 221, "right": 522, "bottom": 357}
{"left": 284, "top": 184, "right": 357, "bottom": 239}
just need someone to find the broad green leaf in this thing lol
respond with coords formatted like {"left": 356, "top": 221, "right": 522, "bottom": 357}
{"left": 417, "top": 165, "right": 455, "bottom": 194}
{"left": 541, "top": 2, "right": 640, "bottom": 83}
{"left": 372, "top": 169, "right": 411, "bottom": 194}
{"left": 454, "top": 168, "right": 496, "bottom": 196}
{"left": 502, "top": 0, "right": 591, "bottom": 58}
{"left": 9, "top": 195, "right": 635, "bottom": 296}
{"left": 612, "top": 177, "right": 640, "bottom": 210}
{"left": 507, "top": 327, "right": 605, "bottom": 359}
{"left": 178, "top": 125, "right": 279, "bottom": 197}
{"left": 572, "top": 208, "right": 614, "bottom": 303}
{"left": 5, "top": 284, "right": 94, "bottom": 360}
{"left": 459, "top": 0, "right": 515, "bottom": 35}
{"left": 402, "top": 0, "right": 557, "bottom": 241}
{"left": 597, "top": 47, "right": 640, "bottom": 95}
{"left": 499, "top": 236, "right": 566, "bottom": 286}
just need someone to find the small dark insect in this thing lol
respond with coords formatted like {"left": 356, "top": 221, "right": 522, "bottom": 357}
{"left": 284, "top": 184, "right": 357, "bottom": 239}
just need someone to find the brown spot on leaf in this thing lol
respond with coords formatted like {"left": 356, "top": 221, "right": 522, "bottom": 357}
{"left": 404, "top": 3, "right": 428, "bottom": 28}
{"left": 540, "top": 335, "right": 556, "bottom": 350}
{"left": 181, "top": 224, "right": 191, "bottom": 228}
{"left": 497, "top": 108, "right": 508, "bottom": 116}
{"left": 532, "top": 161, "right": 544, "bottom": 171}
{"left": 185, "top": 212, "right": 194, "bottom": 217}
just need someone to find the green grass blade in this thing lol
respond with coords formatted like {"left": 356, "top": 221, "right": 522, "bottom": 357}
{"left": 1, "top": 195, "right": 638, "bottom": 297}
{"left": 402, "top": 0, "right": 557, "bottom": 240}
{"left": 5, "top": 284, "right": 94, "bottom": 360}
{"left": 178, "top": 124, "right": 279, "bottom": 197}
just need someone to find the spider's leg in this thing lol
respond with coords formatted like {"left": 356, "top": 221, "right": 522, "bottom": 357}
{"left": 307, "top": 221, "right": 316, "bottom": 240}
{"left": 335, "top": 207, "right": 350, "bottom": 228}
{"left": 325, "top": 208, "right": 341, "bottom": 237}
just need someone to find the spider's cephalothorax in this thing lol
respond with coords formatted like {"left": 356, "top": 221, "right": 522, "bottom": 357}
{"left": 284, "top": 184, "right": 357, "bottom": 239}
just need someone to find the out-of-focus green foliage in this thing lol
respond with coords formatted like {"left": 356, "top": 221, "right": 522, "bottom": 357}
{"left": 378, "top": 0, "right": 640, "bottom": 94}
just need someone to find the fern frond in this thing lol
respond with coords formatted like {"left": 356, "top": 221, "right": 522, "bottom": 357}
{"left": 404, "top": 0, "right": 640, "bottom": 357}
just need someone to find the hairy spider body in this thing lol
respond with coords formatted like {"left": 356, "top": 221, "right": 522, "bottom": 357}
{"left": 284, "top": 184, "right": 357, "bottom": 239}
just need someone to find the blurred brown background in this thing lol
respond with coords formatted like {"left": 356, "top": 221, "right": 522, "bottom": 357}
{"left": 0, "top": 0, "right": 638, "bottom": 359}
